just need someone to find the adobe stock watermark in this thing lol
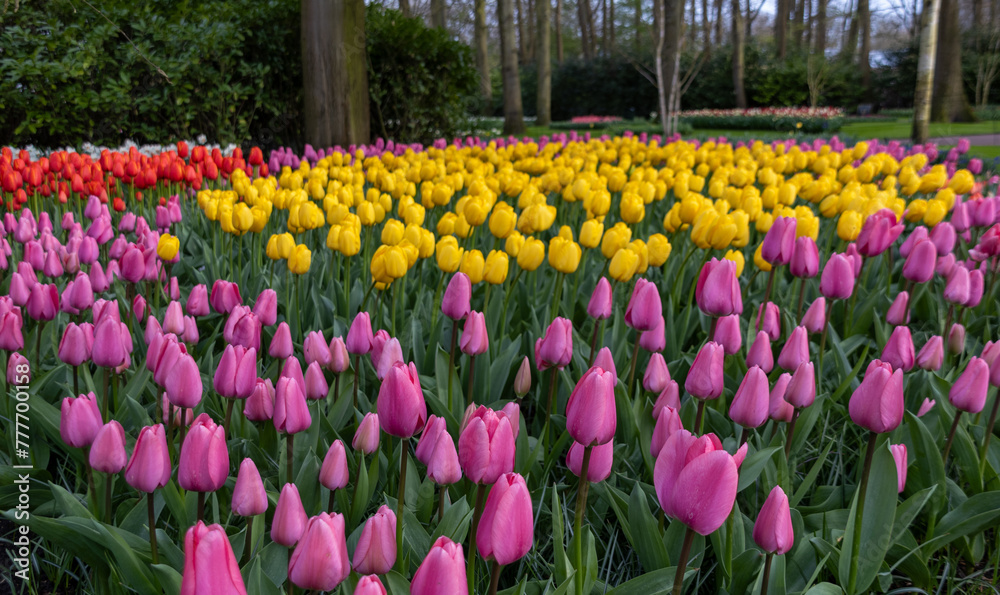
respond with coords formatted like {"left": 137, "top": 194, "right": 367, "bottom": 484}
{"left": 9, "top": 358, "right": 33, "bottom": 583}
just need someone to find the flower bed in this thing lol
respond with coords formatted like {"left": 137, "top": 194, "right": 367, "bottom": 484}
{"left": 679, "top": 107, "right": 846, "bottom": 133}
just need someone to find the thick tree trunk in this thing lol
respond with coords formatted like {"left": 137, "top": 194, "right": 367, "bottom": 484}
{"left": 527, "top": 0, "right": 536, "bottom": 61}
{"left": 815, "top": 0, "right": 825, "bottom": 54}
{"left": 732, "top": 0, "right": 747, "bottom": 107}
{"left": 537, "top": 0, "right": 552, "bottom": 125}
{"left": 517, "top": 0, "right": 527, "bottom": 63}
{"left": 776, "top": 0, "right": 788, "bottom": 59}
{"left": 399, "top": 0, "right": 412, "bottom": 17}
{"left": 556, "top": 0, "right": 564, "bottom": 61}
{"left": 844, "top": 0, "right": 858, "bottom": 61}
{"left": 932, "top": 0, "right": 976, "bottom": 121}
{"left": 912, "top": 0, "right": 940, "bottom": 142}
{"left": 659, "top": 0, "right": 683, "bottom": 133}
{"left": 302, "top": 0, "right": 370, "bottom": 147}
{"left": 500, "top": 0, "right": 527, "bottom": 133}
{"left": 858, "top": 0, "right": 871, "bottom": 95}
{"left": 431, "top": 0, "right": 447, "bottom": 28}
{"left": 475, "top": 0, "right": 492, "bottom": 111}
{"left": 578, "top": 0, "right": 593, "bottom": 59}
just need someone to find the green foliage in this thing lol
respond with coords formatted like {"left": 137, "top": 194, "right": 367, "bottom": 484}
{"left": 365, "top": 4, "right": 478, "bottom": 144}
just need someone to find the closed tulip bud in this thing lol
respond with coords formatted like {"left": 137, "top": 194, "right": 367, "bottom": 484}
{"left": 966, "top": 269, "right": 984, "bottom": 308}
{"left": 355, "top": 575, "right": 388, "bottom": 595}
{"left": 426, "top": 426, "right": 462, "bottom": 485}
{"left": 411, "top": 537, "right": 467, "bottom": 595}
{"left": 930, "top": 222, "right": 956, "bottom": 255}
{"left": 377, "top": 362, "right": 427, "bottom": 438}
{"left": 785, "top": 361, "right": 816, "bottom": 409}
{"left": 58, "top": 322, "right": 91, "bottom": 366}
{"left": 161, "top": 300, "right": 184, "bottom": 335}
{"left": 181, "top": 521, "right": 248, "bottom": 595}
{"left": 319, "top": 439, "right": 349, "bottom": 491}
{"left": 757, "top": 302, "right": 781, "bottom": 341}
{"left": 179, "top": 414, "right": 229, "bottom": 493}
{"left": 328, "top": 336, "right": 349, "bottom": 374}
{"left": 7, "top": 352, "right": 28, "bottom": 384}
{"left": 729, "top": 366, "right": 770, "bottom": 428}
{"left": 768, "top": 373, "right": 795, "bottom": 422}
{"left": 643, "top": 353, "right": 671, "bottom": 393}
{"left": 26, "top": 282, "right": 59, "bottom": 321}
{"left": 902, "top": 239, "right": 937, "bottom": 284}
{"left": 625, "top": 278, "right": 662, "bottom": 331}
{"left": 566, "top": 366, "right": 617, "bottom": 446}
{"left": 944, "top": 266, "right": 970, "bottom": 305}
{"left": 272, "top": 483, "right": 308, "bottom": 546}
{"left": 586, "top": 278, "right": 614, "bottom": 321}
{"left": 949, "top": 357, "right": 989, "bottom": 413}
{"left": 304, "top": 331, "right": 332, "bottom": 367}
{"left": 686, "top": 341, "right": 725, "bottom": 399}
{"left": 752, "top": 486, "right": 794, "bottom": 554}
{"left": 63, "top": 273, "right": 94, "bottom": 312}
{"left": 244, "top": 378, "right": 275, "bottom": 421}
{"left": 639, "top": 315, "right": 666, "bottom": 352}
{"left": 253, "top": 289, "right": 278, "bottom": 327}
{"left": 651, "top": 405, "right": 683, "bottom": 456}
{"left": 460, "top": 311, "right": 489, "bottom": 355}
{"left": 761, "top": 216, "right": 796, "bottom": 265}
{"left": 442, "top": 272, "right": 471, "bottom": 321}
{"left": 881, "top": 326, "right": 915, "bottom": 371}
{"left": 790, "top": 236, "right": 819, "bottom": 278}
{"left": 371, "top": 331, "right": 397, "bottom": 375}
{"left": 746, "top": 331, "right": 774, "bottom": 373}
{"left": 477, "top": 472, "right": 534, "bottom": 565}
{"left": 696, "top": 257, "right": 743, "bottom": 316}
{"left": 232, "top": 458, "right": 268, "bottom": 517}
{"left": 223, "top": 306, "right": 261, "bottom": 352}
{"left": 516, "top": 237, "right": 545, "bottom": 271}
{"left": 119, "top": 245, "right": 145, "bottom": 283}
{"left": 352, "top": 505, "right": 397, "bottom": 574}
{"left": 459, "top": 404, "right": 516, "bottom": 484}
{"left": 182, "top": 315, "right": 199, "bottom": 344}
{"left": 890, "top": 444, "right": 907, "bottom": 493}
{"left": 214, "top": 345, "right": 257, "bottom": 399}
{"left": 819, "top": 254, "right": 855, "bottom": 300}
{"left": 916, "top": 336, "right": 944, "bottom": 371}
{"left": 125, "top": 424, "right": 172, "bottom": 493}
{"left": 590, "top": 347, "right": 618, "bottom": 386}
{"left": 948, "top": 323, "right": 966, "bottom": 354}
{"left": 608, "top": 247, "right": 639, "bottom": 282}
{"left": 886, "top": 292, "right": 910, "bottom": 326}
{"left": 269, "top": 322, "right": 294, "bottom": 360}
{"left": 483, "top": 250, "right": 509, "bottom": 285}
{"left": 274, "top": 376, "right": 312, "bottom": 434}
{"left": 164, "top": 353, "right": 203, "bottom": 409}
{"left": 347, "top": 312, "right": 374, "bottom": 355}
{"left": 89, "top": 420, "right": 127, "bottom": 473}
{"left": 849, "top": 360, "right": 904, "bottom": 433}
{"left": 514, "top": 356, "right": 532, "bottom": 396}
{"left": 186, "top": 284, "right": 210, "bottom": 317}
{"left": 0, "top": 303, "right": 25, "bottom": 351}
{"left": 353, "top": 412, "right": 381, "bottom": 454}
{"left": 60, "top": 392, "right": 103, "bottom": 448}
{"left": 654, "top": 430, "right": 739, "bottom": 535}
{"left": 534, "top": 317, "right": 573, "bottom": 370}
{"left": 983, "top": 341, "right": 1000, "bottom": 368}
{"left": 92, "top": 317, "right": 131, "bottom": 369}
{"left": 714, "top": 314, "right": 742, "bottom": 355}
{"left": 416, "top": 415, "right": 448, "bottom": 464}
{"left": 209, "top": 280, "right": 242, "bottom": 314}
{"left": 305, "top": 361, "right": 329, "bottom": 400}
{"left": 288, "top": 512, "right": 350, "bottom": 591}
{"left": 801, "top": 297, "right": 826, "bottom": 334}
{"left": 857, "top": 209, "right": 903, "bottom": 257}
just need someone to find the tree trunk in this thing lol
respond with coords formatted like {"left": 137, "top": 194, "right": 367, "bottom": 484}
{"left": 858, "top": 0, "right": 871, "bottom": 96}
{"left": 610, "top": 0, "right": 615, "bottom": 49}
{"left": 302, "top": 0, "right": 370, "bottom": 147}
{"left": 475, "top": 0, "right": 492, "bottom": 111}
{"left": 659, "top": 0, "right": 683, "bottom": 133}
{"left": 912, "top": 0, "right": 940, "bottom": 142}
{"left": 815, "top": 0, "right": 825, "bottom": 54}
{"left": 537, "top": 0, "right": 552, "bottom": 125}
{"left": 776, "top": 0, "right": 788, "bottom": 59}
{"left": 931, "top": 0, "right": 976, "bottom": 121}
{"left": 702, "top": 0, "right": 711, "bottom": 53}
{"left": 805, "top": 0, "right": 812, "bottom": 51}
{"left": 431, "top": 0, "right": 447, "bottom": 28}
{"left": 714, "top": 0, "right": 723, "bottom": 44}
{"left": 794, "top": 0, "right": 805, "bottom": 49}
{"left": 844, "top": 0, "right": 858, "bottom": 61}
{"left": 656, "top": 0, "right": 669, "bottom": 136}
{"left": 500, "top": 0, "right": 527, "bottom": 133}
{"left": 688, "top": 0, "right": 697, "bottom": 47}
{"left": 732, "top": 0, "right": 747, "bottom": 107}
{"left": 399, "top": 0, "right": 412, "bottom": 17}
{"left": 635, "top": 0, "right": 642, "bottom": 52}
{"left": 527, "top": 0, "right": 536, "bottom": 61}
{"left": 517, "top": 0, "right": 527, "bottom": 63}
{"left": 578, "top": 0, "right": 593, "bottom": 59}
{"left": 556, "top": 0, "right": 564, "bottom": 61}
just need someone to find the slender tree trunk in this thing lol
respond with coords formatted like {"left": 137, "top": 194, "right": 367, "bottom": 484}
{"left": 579, "top": 0, "right": 593, "bottom": 59}
{"left": 399, "top": 0, "right": 412, "bottom": 17}
{"left": 635, "top": 0, "right": 642, "bottom": 52}
{"left": 556, "top": 0, "right": 564, "bottom": 61}
{"left": 517, "top": 0, "right": 527, "bottom": 63}
{"left": 714, "top": 0, "right": 723, "bottom": 44}
{"left": 500, "top": 0, "right": 527, "bottom": 133}
{"left": 475, "top": 0, "right": 492, "bottom": 111}
{"left": 932, "top": 0, "right": 976, "bottom": 121}
{"left": 702, "top": 0, "right": 711, "bottom": 53}
{"left": 657, "top": 0, "right": 669, "bottom": 135}
{"left": 610, "top": 0, "right": 616, "bottom": 49}
{"left": 302, "top": 0, "right": 370, "bottom": 147}
{"left": 527, "top": 0, "right": 536, "bottom": 61}
{"left": 537, "top": 0, "right": 552, "bottom": 125}
{"left": 587, "top": 0, "right": 598, "bottom": 56}
{"left": 859, "top": 0, "right": 871, "bottom": 96}
{"left": 660, "top": 0, "right": 683, "bottom": 133}
{"left": 732, "top": 0, "right": 747, "bottom": 107}
{"left": 776, "top": 0, "right": 788, "bottom": 58}
{"left": 805, "top": 0, "right": 812, "bottom": 51}
{"left": 794, "top": 0, "right": 805, "bottom": 49}
{"left": 431, "top": 0, "right": 447, "bottom": 28}
{"left": 844, "top": 0, "right": 858, "bottom": 60}
{"left": 688, "top": 0, "right": 697, "bottom": 47}
{"left": 912, "top": 0, "right": 940, "bottom": 142}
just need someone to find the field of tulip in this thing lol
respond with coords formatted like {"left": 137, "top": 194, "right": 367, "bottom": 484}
{"left": 1, "top": 131, "right": 1000, "bottom": 595}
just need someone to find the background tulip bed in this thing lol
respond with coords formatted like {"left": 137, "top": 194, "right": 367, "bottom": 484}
{"left": 1, "top": 133, "right": 1000, "bottom": 595}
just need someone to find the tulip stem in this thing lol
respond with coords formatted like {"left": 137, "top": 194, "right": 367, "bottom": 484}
{"left": 671, "top": 526, "right": 695, "bottom": 595}
{"left": 498, "top": 268, "right": 525, "bottom": 345}
{"left": 242, "top": 516, "right": 255, "bottom": 565}
{"left": 847, "top": 431, "right": 878, "bottom": 595}
{"left": 759, "top": 552, "right": 773, "bottom": 595}
{"left": 980, "top": 391, "right": 1000, "bottom": 475}
{"left": 84, "top": 456, "right": 97, "bottom": 514}
{"left": 588, "top": 322, "right": 600, "bottom": 367}
{"left": 224, "top": 399, "right": 235, "bottom": 437}
{"left": 448, "top": 322, "right": 459, "bottom": 411}
{"left": 943, "top": 304, "right": 954, "bottom": 339}
{"left": 784, "top": 410, "right": 799, "bottom": 460}
{"left": 396, "top": 439, "right": 409, "bottom": 574}
{"left": 817, "top": 305, "right": 832, "bottom": 392}
{"left": 73, "top": 365, "right": 79, "bottom": 396}
{"left": 796, "top": 278, "right": 806, "bottom": 321}
{"left": 694, "top": 399, "right": 706, "bottom": 435}
{"left": 761, "top": 267, "right": 777, "bottom": 321}
{"left": 104, "top": 473, "right": 113, "bottom": 524}
{"left": 574, "top": 445, "right": 594, "bottom": 595}
{"left": 468, "top": 355, "right": 476, "bottom": 403}
{"left": 467, "top": 483, "right": 488, "bottom": 594}
{"left": 35, "top": 319, "right": 46, "bottom": 365}
{"left": 196, "top": 491, "right": 205, "bottom": 523}
{"left": 627, "top": 338, "right": 641, "bottom": 399}
{"left": 551, "top": 272, "right": 565, "bottom": 320}
{"left": 437, "top": 485, "right": 447, "bottom": 521}
{"left": 942, "top": 411, "right": 962, "bottom": 471}
{"left": 488, "top": 561, "right": 502, "bottom": 595}
{"left": 354, "top": 355, "right": 361, "bottom": 413}
{"left": 147, "top": 493, "right": 158, "bottom": 564}
{"left": 545, "top": 368, "right": 559, "bottom": 450}
{"left": 286, "top": 434, "right": 295, "bottom": 485}
{"left": 102, "top": 368, "right": 111, "bottom": 421}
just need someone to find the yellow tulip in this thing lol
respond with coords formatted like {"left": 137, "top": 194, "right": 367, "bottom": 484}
{"left": 620, "top": 192, "right": 645, "bottom": 224}
{"left": 837, "top": 210, "right": 863, "bottom": 241}
{"left": 549, "top": 236, "right": 582, "bottom": 274}
{"left": 629, "top": 240, "right": 649, "bottom": 274}
{"left": 460, "top": 249, "right": 486, "bottom": 284}
{"left": 517, "top": 237, "right": 546, "bottom": 271}
{"left": 357, "top": 201, "right": 376, "bottom": 226}
{"left": 435, "top": 236, "right": 464, "bottom": 273}
{"left": 580, "top": 218, "right": 604, "bottom": 249}
{"left": 709, "top": 213, "right": 738, "bottom": 250}
{"left": 905, "top": 199, "right": 928, "bottom": 222}
{"left": 339, "top": 228, "right": 361, "bottom": 256}
{"left": 381, "top": 219, "right": 405, "bottom": 246}
{"left": 949, "top": 170, "right": 974, "bottom": 194}
{"left": 157, "top": 234, "right": 180, "bottom": 261}
{"left": 647, "top": 233, "right": 672, "bottom": 267}
{"left": 288, "top": 244, "right": 312, "bottom": 274}
{"left": 489, "top": 204, "right": 517, "bottom": 239}
{"left": 609, "top": 247, "right": 639, "bottom": 282}
{"left": 437, "top": 213, "right": 457, "bottom": 236}
{"left": 505, "top": 231, "right": 525, "bottom": 257}
{"left": 484, "top": 250, "right": 509, "bottom": 285}
{"left": 753, "top": 243, "right": 772, "bottom": 272}
{"left": 601, "top": 223, "right": 632, "bottom": 259}
{"left": 724, "top": 249, "right": 745, "bottom": 276}
{"left": 923, "top": 199, "right": 947, "bottom": 226}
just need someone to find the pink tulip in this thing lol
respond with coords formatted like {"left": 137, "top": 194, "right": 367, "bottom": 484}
{"left": 271, "top": 483, "right": 308, "bottom": 546}
{"left": 758, "top": 302, "right": 781, "bottom": 342}
{"left": 819, "top": 254, "right": 855, "bottom": 300}
{"left": 60, "top": 392, "right": 103, "bottom": 449}
{"left": 477, "top": 472, "right": 534, "bottom": 565}
{"left": 162, "top": 393, "right": 194, "bottom": 427}
{"left": 305, "top": 361, "right": 329, "bottom": 400}
{"left": 790, "top": 236, "right": 819, "bottom": 278}
{"left": 163, "top": 300, "right": 185, "bottom": 335}
{"left": 179, "top": 414, "right": 229, "bottom": 493}
{"left": 917, "top": 398, "right": 936, "bottom": 417}
{"left": 58, "top": 323, "right": 92, "bottom": 366}
{"left": 566, "top": 366, "right": 617, "bottom": 446}
{"left": 0, "top": 300, "right": 24, "bottom": 351}
{"left": 567, "top": 439, "right": 614, "bottom": 481}
{"left": 625, "top": 278, "right": 662, "bottom": 331}
{"left": 890, "top": 444, "right": 907, "bottom": 493}
{"left": 916, "top": 336, "right": 944, "bottom": 371}
{"left": 643, "top": 353, "right": 671, "bottom": 393}
{"left": 214, "top": 345, "right": 257, "bottom": 399}
{"left": 91, "top": 317, "right": 131, "bottom": 369}
{"left": 886, "top": 292, "right": 910, "bottom": 326}
{"left": 651, "top": 406, "right": 683, "bottom": 456}
{"left": 232, "top": 458, "right": 268, "bottom": 516}
{"left": 280, "top": 357, "right": 306, "bottom": 395}
{"left": 353, "top": 412, "right": 381, "bottom": 454}
{"left": 6, "top": 352, "right": 28, "bottom": 384}
{"left": 347, "top": 312, "right": 374, "bottom": 355}
{"left": 125, "top": 424, "right": 172, "bottom": 493}
{"left": 944, "top": 267, "right": 970, "bottom": 305}
{"left": 119, "top": 245, "right": 145, "bottom": 283}
{"left": 269, "top": 321, "right": 294, "bottom": 360}
{"left": 377, "top": 361, "right": 427, "bottom": 438}
{"left": 930, "top": 222, "right": 956, "bottom": 255}
{"left": 352, "top": 505, "right": 397, "bottom": 575}
{"left": 182, "top": 315, "right": 199, "bottom": 344}
{"left": 762, "top": 216, "right": 796, "bottom": 265}
{"left": 652, "top": 381, "right": 681, "bottom": 418}
{"left": 164, "top": 353, "right": 203, "bottom": 409}
{"left": 253, "top": 288, "right": 278, "bottom": 326}
{"left": 654, "top": 430, "right": 738, "bottom": 535}
{"left": 89, "top": 420, "right": 127, "bottom": 473}
{"left": 223, "top": 306, "right": 261, "bottom": 352}
{"left": 288, "top": 513, "right": 350, "bottom": 591}
{"left": 948, "top": 323, "right": 966, "bottom": 354}
{"left": 777, "top": 326, "right": 809, "bottom": 371}
{"left": 801, "top": 297, "right": 826, "bottom": 334}
{"left": 442, "top": 272, "right": 472, "bottom": 320}
{"left": 587, "top": 277, "right": 613, "bottom": 319}
{"left": 330, "top": 336, "right": 350, "bottom": 373}
{"left": 186, "top": 284, "right": 210, "bottom": 316}
{"left": 320, "top": 440, "right": 350, "bottom": 491}
{"left": 148, "top": 333, "right": 186, "bottom": 384}
{"left": 696, "top": 258, "right": 743, "bottom": 316}
{"left": 966, "top": 269, "right": 984, "bottom": 308}
{"left": 535, "top": 317, "right": 573, "bottom": 370}
{"left": 902, "top": 239, "right": 937, "bottom": 284}
{"left": 181, "top": 521, "right": 248, "bottom": 595}
{"left": 768, "top": 374, "right": 795, "bottom": 422}
{"left": 639, "top": 315, "right": 666, "bottom": 352}
{"left": 845, "top": 243, "right": 863, "bottom": 277}
{"left": 26, "top": 282, "right": 59, "bottom": 321}
{"left": 460, "top": 311, "right": 489, "bottom": 355}
{"left": 752, "top": 486, "right": 794, "bottom": 554}
{"left": 416, "top": 415, "right": 448, "bottom": 464}
{"left": 426, "top": 426, "right": 463, "bottom": 485}
{"left": 785, "top": 361, "right": 816, "bottom": 409}
{"left": 355, "top": 575, "right": 388, "bottom": 595}
{"left": 857, "top": 209, "right": 903, "bottom": 257}
{"left": 305, "top": 330, "right": 332, "bottom": 367}
{"left": 458, "top": 404, "right": 516, "bottom": 484}
{"left": 729, "top": 366, "right": 770, "bottom": 428}
{"left": 714, "top": 314, "right": 742, "bottom": 355}
{"left": 244, "top": 378, "right": 275, "bottom": 421}
{"left": 848, "top": 360, "right": 904, "bottom": 433}
{"left": 210, "top": 280, "right": 242, "bottom": 314}
{"left": 274, "top": 376, "right": 312, "bottom": 435}
{"left": 593, "top": 347, "right": 618, "bottom": 385}
{"left": 881, "top": 326, "right": 915, "bottom": 372}
{"left": 949, "top": 357, "right": 989, "bottom": 413}
{"left": 411, "top": 537, "right": 467, "bottom": 595}
{"left": 63, "top": 273, "right": 94, "bottom": 313}
{"left": 746, "top": 331, "right": 774, "bottom": 373}
{"left": 685, "top": 341, "right": 725, "bottom": 399}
